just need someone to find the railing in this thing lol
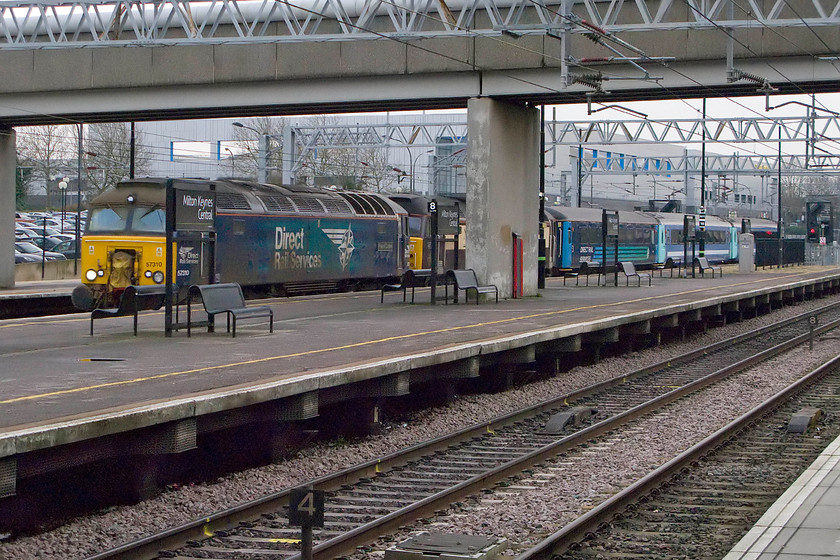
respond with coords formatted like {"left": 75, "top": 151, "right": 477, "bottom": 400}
{"left": 0, "top": 0, "right": 837, "bottom": 49}
{"left": 755, "top": 239, "right": 805, "bottom": 268}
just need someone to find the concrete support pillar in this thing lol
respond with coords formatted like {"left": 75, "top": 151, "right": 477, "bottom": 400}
{"left": 0, "top": 127, "right": 15, "bottom": 288}
{"left": 466, "top": 98, "right": 540, "bottom": 297}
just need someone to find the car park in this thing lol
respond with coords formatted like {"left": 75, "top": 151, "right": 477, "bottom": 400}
{"left": 29, "top": 236, "right": 67, "bottom": 251}
{"left": 49, "top": 238, "right": 80, "bottom": 259}
{"left": 15, "top": 241, "right": 67, "bottom": 261}
{"left": 14, "top": 251, "right": 41, "bottom": 264}
{"left": 28, "top": 217, "right": 63, "bottom": 230}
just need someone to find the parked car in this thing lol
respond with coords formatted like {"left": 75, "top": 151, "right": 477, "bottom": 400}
{"left": 29, "top": 236, "right": 67, "bottom": 251}
{"left": 23, "top": 226, "right": 63, "bottom": 238}
{"left": 15, "top": 241, "right": 66, "bottom": 261}
{"left": 28, "top": 217, "right": 63, "bottom": 229}
{"left": 51, "top": 238, "right": 80, "bottom": 259}
{"left": 14, "top": 251, "right": 41, "bottom": 264}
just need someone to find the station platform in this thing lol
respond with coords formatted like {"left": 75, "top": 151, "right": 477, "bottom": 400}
{"left": 0, "top": 278, "right": 77, "bottom": 319}
{"left": 1, "top": 265, "right": 840, "bottom": 501}
{"left": 0, "top": 278, "right": 77, "bottom": 299}
{"left": 724, "top": 433, "right": 840, "bottom": 559}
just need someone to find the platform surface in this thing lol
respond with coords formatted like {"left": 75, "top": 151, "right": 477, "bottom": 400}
{"left": 0, "top": 278, "right": 76, "bottom": 300}
{"left": 724, "top": 433, "right": 840, "bottom": 559}
{"left": 0, "top": 266, "right": 836, "bottom": 439}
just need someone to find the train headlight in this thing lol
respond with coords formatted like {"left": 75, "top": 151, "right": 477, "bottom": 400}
{"left": 144, "top": 270, "right": 152, "bottom": 278}
{"left": 85, "top": 269, "right": 98, "bottom": 281}
{"left": 152, "top": 271, "right": 165, "bottom": 284}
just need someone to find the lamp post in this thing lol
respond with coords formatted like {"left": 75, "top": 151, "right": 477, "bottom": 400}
{"left": 232, "top": 122, "right": 272, "bottom": 183}
{"left": 224, "top": 147, "right": 236, "bottom": 176}
{"left": 58, "top": 177, "right": 68, "bottom": 233}
{"left": 75, "top": 123, "right": 82, "bottom": 276}
{"left": 409, "top": 149, "right": 434, "bottom": 193}
{"left": 777, "top": 126, "right": 783, "bottom": 268}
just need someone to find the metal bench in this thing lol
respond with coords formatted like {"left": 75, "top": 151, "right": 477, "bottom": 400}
{"left": 380, "top": 268, "right": 431, "bottom": 303}
{"left": 620, "top": 261, "right": 651, "bottom": 286}
{"left": 187, "top": 282, "right": 273, "bottom": 337}
{"left": 90, "top": 285, "right": 166, "bottom": 336}
{"left": 561, "top": 262, "right": 602, "bottom": 286}
{"left": 695, "top": 256, "right": 723, "bottom": 278}
{"left": 652, "top": 257, "right": 682, "bottom": 278}
{"left": 445, "top": 268, "right": 499, "bottom": 304}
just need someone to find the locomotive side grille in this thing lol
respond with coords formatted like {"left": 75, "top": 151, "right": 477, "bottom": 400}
{"left": 338, "top": 192, "right": 366, "bottom": 214}
{"left": 340, "top": 192, "right": 376, "bottom": 215}
{"left": 289, "top": 195, "right": 326, "bottom": 213}
{"left": 359, "top": 193, "right": 395, "bottom": 215}
{"left": 320, "top": 197, "right": 354, "bottom": 214}
{"left": 216, "top": 193, "right": 252, "bottom": 210}
{"left": 339, "top": 192, "right": 395, "bottom": 216}
{"left": 258, "top": 194, "right": 296, "bottom": 213}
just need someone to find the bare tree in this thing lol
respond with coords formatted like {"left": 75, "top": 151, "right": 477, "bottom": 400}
{"left": 79, "top": 123, "right": 151, "bottom": 196}
{"left": 14, "top": 160, "right": 35, "bottom": 209}
{"left": 294, "top": 115, "right": 397, "bottom": 191}
{"left": 15, "top": 125, "right": 75, "bottom": 208}
{"left": 357, "top": 145, "right": 398, "bottom": 192}
{"left": 231, "top": 117, "right": 286, "bottom": 181}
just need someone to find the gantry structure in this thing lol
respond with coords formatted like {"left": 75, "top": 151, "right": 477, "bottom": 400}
{"left": 286, "top": 113, "right": 840, "bottom": 181}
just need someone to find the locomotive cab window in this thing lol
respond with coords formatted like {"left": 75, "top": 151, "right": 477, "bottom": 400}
{"left": 406, "top": 216, "right": 423, "bottom": 237}
{"left": 133, "top": 207, "right": 166, "bottom": 233}
{"left": 88, "top": 207, "right": 130, "bottom": 233}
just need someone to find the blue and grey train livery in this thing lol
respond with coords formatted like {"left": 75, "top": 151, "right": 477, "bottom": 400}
{"left": 544, "top": 206, "right": 778, "bottom": 274}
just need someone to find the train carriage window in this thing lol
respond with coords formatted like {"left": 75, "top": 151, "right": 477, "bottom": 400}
{"left": 705, "top": 229, "right": 729, "bottom": 244}
{"left": 88, "top": 207, "right": 130, "bottom": 233}
{"left": 669, "top": 229, "right": 684, "bottom": 245}
{"left": 132, "top": 207, "right": 166, "bottom": 233}
{"left": 579, "top": 225, "right": 602, "bottom": 245}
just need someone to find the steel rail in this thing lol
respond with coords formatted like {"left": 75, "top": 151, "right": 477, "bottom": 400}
{"left": 513, "top": 350, "right": 840, "bottom": 560}
{"left": 84, "top": 301, "right": 840, "bottom": 560}
{"left": 296, "top": 314, "right": 840, "bottom": 560}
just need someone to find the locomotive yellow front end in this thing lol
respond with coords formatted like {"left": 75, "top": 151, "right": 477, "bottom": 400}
{"left": 71, "top": 181, "right": 168, "bottom": 311}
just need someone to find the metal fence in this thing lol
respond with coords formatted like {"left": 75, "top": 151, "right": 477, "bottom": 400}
{"left": 805, "top": 243, "right": 840, "bottom": 266}
{"left": 755, "top": 239, "right": 806, "bottom": 268}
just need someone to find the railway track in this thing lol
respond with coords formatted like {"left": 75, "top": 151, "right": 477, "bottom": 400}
{"left": 518, "top": 349, "right": 840, "bottom": 560}
{"left": 86, "top": 302, "right": 840, "bottom": 560}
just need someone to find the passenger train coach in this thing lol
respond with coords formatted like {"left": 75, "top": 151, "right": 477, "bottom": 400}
{"left": 544, "top": 206, "right": 778, "bottom": 274}
{"left": 72, "top": 178, "right": 409, "bottom": 310}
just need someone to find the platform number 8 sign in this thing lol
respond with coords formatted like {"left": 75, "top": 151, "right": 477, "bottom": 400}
{"left": 289, "top": 486, "right": 325, "bottom": 528}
